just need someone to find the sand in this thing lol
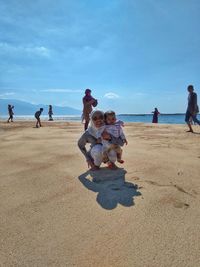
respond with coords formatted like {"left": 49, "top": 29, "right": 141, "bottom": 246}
{"left": 0, "top": 121, "right": 200, "bottom": 267}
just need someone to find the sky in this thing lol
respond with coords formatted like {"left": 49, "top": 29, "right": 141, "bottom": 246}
{"left": 0, "top": 0, "right": 200, "bottom": 113}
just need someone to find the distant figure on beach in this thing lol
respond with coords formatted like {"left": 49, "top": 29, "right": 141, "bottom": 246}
{"left": 96, "top": 110, "right": 127, "bottom": 165}
{"left": 7, "top": 104, "right": 14, "bottom": 123}
{"left": 35, "top": 108, "right": 43, "bottom": 128}
{"left": 82, "top": 89, "right": 98, "bottom": 131}
{"left": 48, "top": 105, "right": 53, "bottom": 121}
{"left": 185, "top": 85, "right": 200, "bottom": 133}
{"left": 152, "top": 108, "right": 160, "bottom": 123}
{"left": 78, "top": 110, "right": 125, "bottom": 171}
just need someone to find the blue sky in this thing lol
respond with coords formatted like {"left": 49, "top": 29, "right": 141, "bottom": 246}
{"left": 0, "top": 0, "right": 200, "bottom": 113}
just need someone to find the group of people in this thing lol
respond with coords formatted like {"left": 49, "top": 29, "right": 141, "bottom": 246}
{"left": 6, "top": 104, "right": 54, "bottom": 127}
{"left": 79, "top": 88, "right": 128, "bottom": 170}
{"left": 78, "top": 109, "right": 127, "bottom": 171}
{"left": 5, "top": 85, "right": 200, "bottom": 170}
{"left": 79, "top": 85, "right": 200, "bottom": 171}
{"left": 151, "top": 85, "right": 200, "bottom": 130}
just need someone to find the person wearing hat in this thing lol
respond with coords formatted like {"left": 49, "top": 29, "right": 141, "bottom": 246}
{"left": 82, "top": 89, "right": 98, "bottom": 130}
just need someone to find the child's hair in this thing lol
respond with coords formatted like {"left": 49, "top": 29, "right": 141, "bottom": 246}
{"left": 104, "top": 110, "right": 116, "bottom": 121}
{"left": 85, "top": 88, "right": 91, "bottom": 94}
{"left": 40, "top": 108, "right": 43, "bottom": 111}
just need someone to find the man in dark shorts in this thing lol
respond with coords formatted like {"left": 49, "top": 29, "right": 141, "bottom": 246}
{"left": 35, "top": 108, "right": 43, "bottom": 128}
{"left": 185, "top": 85, "right": 200, "bottom": 133}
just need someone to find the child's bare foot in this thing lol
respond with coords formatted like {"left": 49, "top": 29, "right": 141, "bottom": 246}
{"left": 107, "top": 162, "right": 118, "bottom": 170}
{"left": 117, "top": 159, "right": 124, "bottom": 164}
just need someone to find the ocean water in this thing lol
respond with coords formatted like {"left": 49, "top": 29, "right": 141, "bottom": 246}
{"left": 1, "top": 114, "right": 200, "bottom": 124}
{"left": 117, "top": 114, "right": 188, "bottom": 124}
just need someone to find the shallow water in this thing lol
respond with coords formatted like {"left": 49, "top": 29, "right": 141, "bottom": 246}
{"left": 1, "top": 114, "right": 200, "bottom": 124}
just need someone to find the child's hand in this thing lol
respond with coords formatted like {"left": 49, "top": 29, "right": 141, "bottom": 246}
{"left": 118, "top": 120, "right": 124, "bottom": 127}
{"left": 123, "top": 139, "right": 128, "bottom": 145}
{"left": 102, "top": 130, "right": 111, "bottom": 140}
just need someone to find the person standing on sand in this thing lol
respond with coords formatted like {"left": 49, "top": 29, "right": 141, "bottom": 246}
{"left": 82, "top": 89, "right": 98, "bottom": 131}
{"left": 185, "top": 85, "right": 200, "bottom": 133}
{"left": 7, "top": 104, "right": 14, "bottom": 123}
{"left": 35, "top": 108, "right": 43, "bottom": 128}
{"left": 152, "top": 107, "right": 160, "bottom": 123}
{"left": 48, "top": 105, "right": 53, "bottom": 121}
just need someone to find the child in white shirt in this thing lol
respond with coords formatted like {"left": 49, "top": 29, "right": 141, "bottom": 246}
{"left": 96, "top": 111, "right": 127, "bottom": 164}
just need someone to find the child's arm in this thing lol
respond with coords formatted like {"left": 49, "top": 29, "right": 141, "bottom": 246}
{"left": 117, "top": 120, "right": 124, "bottom": 127}
{"left": 119, "top": 128, "right": 128, "bottom": 145}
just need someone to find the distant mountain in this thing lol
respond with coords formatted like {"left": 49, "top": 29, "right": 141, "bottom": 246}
{"left": 0, "top": 99, "right": 81, "bottom": 115}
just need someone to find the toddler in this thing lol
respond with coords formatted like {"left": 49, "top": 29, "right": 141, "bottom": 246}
{"left": 97, "top": 111, "right": 127, "bottom": 164}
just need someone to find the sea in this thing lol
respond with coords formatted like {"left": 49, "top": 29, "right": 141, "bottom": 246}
{"left": 1, "top": 114, "right": 200, "bottom": 124}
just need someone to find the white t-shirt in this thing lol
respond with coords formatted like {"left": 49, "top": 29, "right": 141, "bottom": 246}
{"left": 96, "top": 120, "right": 125, "bottom": 140}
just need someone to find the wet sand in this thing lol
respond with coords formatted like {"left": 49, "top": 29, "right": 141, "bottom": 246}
{"left": 0, "top": 121, "right": 200, "bottom": 267}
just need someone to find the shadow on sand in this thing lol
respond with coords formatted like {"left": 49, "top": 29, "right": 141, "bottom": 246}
{"left": 78, "top": 168, "right": 141, "bottom": 210}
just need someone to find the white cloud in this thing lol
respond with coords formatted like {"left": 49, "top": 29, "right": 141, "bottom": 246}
{"left": 25, "top": 46, "right": 50, "bottom": 57}
{"left": 0, "top": 42, "right": 51, "bottom": 57}
{"left": 40, "top": 89, "right": 83, "bottom": 93}
{"left": 104, "top": 92, "right": 119, "bottom": 99}
{"left": 0, "top": 92, "right": 15, "bottom": 98}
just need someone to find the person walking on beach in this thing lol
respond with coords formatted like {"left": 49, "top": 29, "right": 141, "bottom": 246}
{"left": 7, "top": 104, "right": 14, "bottom": 123}
{"left": 152, "top": 108, "right": 160, "bottom": 123}
{"left": 185, "top": 85, "right": 200, "bottom": 133}
{"left": 48, "top": 105, "right": 53, "bottom": 121}
{"left": 82, "top": 89, "right": 98, "bottom": 131}
{"left": 35, "top": 108, "right": 43, "bottom": 128}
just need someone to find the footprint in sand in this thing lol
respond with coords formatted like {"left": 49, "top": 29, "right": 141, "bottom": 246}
{"left": 173, "top": 202, "right": 189, "bottom": 209}
{"left": 132, "top": 176, "right": 140, "bottom": 180}
{"left": 177, "top": 170, "right": 183, "bottom": 176}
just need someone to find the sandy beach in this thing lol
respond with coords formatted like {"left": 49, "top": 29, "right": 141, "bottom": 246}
{"left": 0, "top": 121, "right": 200, "bottom": 267}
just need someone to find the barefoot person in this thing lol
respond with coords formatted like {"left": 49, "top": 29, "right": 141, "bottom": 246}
{"left": 35, "top": 108, "right": 43, "bottom": 128}
{"left": 7, "top": 104, "right": 14, "bottom": 123}
{"left": 82, "top": 89, "right": 98, "bottom": 131}
{"left": 185, "top": 85, "right": 200, "bottom": 133}
{"left": 78, "top": 110, "right": 124, "bottom": 170}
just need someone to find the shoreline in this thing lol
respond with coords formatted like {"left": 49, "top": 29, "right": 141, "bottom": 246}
{"left": 1, "top": 113, "right": 197, "bottom": 125}
{"left": 0, "top": 119, "right": 189, "bottom": 127}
